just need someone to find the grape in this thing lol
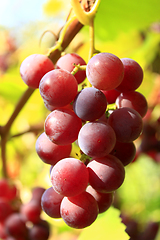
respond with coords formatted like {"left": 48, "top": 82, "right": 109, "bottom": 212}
{"left": 101, "top": 89, "right": 120, "bottom": 104}
{"left": 20, "top": 200, "right": 42, "bottom": 224}
{"left": 36, "top": 132, "right": 72, "bottom": 165}
{"left": 0, "top": 179, "right": 18, "bottom": 201}
{"left": 0, "top": 198, "right": 13, "bottom": 221}
{"left": 31, "top": 187, "right": 46, "bottom": 205}
{"left": 78, "top": 121, "right": 116, "bottom": 157}
{"left": 73, "top": 87, "right": 107, "bottom": 121}
{"left": 5, "top": 213, "right": 28, "bottom": 238}
{"left": 28, "top": 219, "right": 50, "bottom": 240}
{"left": 116, "top": 58, "right": 143, "bottom": 92}
{"left": 50, "top": 158, "right": 89, "bottom": 197}
{"left": 44, "top": 108, "right": 82, "bottom": 145}
{"left": 41, "top": 187, "right": 64, "bottom": 218}
{"left": 60, "top": 191, "right": 98, "bottom": 228}
{"left": 0, "top": 179, "right": 9, "bottom": 198}
{"left": 87, "top": 155, "right": 125, "bottom": 192}
{"left": 39, "top": 69, "right": 78, "bottom": 108}
{"left": 116, "top": 91, "right": 148, "bottom": 117}
{"left": 56, "top": 53, "right": 86, "bottom": 84}
{"left": 86, "top": 185, "right": 114, "bottom": 214}
{"left": 20, "top": 54, "right": 55, "bottom": 89}
{"left": 86, "top": 52, "right": 124, "bottom": 90}
{"left": 110, "top": 141, "right": 136, "bottom": 166}
{"left": 108, "top": 107, "right": 143, "bottom": 142}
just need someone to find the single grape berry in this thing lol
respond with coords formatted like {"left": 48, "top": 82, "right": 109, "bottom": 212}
{"left": 87, "top": 155, "right": 125, "bottom": 193}
{"left": 110, "top": 141, "right": 136, "bottom": 166}
{"left": 36, "top": 132, "right": 72, "bottom": 165}
{"left": 86, "top": 185, "right": 114, "bottom": 214}
{"left": 116, "top": 58, "right": 143, "bottom": 92}
{"left": 20, "top": 54, "right": 55, "bottom": 89}
{"left": 56, "top": 53, "right": 86, "bottom": 84}
{"left": 60, "top": 191, "right": 99, "bottom": 229}
{"left": 39, "top": 69, "right": 78, "bottom": 108}
{"left": 44, "top": 108, "right": 82, "bottom": 145}
{"left": 86, "top": 52, "right": 124, "bottom": 90}
{"left": 115, "top": 91, "right": 148, "bottom": 118}
{"left": 108, "top": 107, "right": 143, "bottom": 142}
{"left": 41, "top": 187, "right": 64, "bottom": 218}
{"left": 73, "top": 87, "right": 107, "bottom": 121}
{"left": 50, "top": 158, "right": 89, "bottom": 197}
{"left": 78, "top": 121, "right": 116, "bottom": 158}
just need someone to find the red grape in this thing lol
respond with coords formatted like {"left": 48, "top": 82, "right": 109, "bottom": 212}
{"left": 20, "top": 200, "right": 42, "bottom": 224}
{"left": 108, "top": 107, "right": 143, "bottom": 142}
{"left": 87, "top": 155, "right": 125, "bottom": 192}
{"left": 28, "top": 219, "right": 50, "bottom": 240}
{"left": 86, "top": 185, "right": 114, "bottom": 213}
{"left": 41, "top": 187, "right": 64, "bottom": 218}
{"left": 20, "top": 54, "right": 54, "bottom": 89}
{"left": 39, "top": 69, "right": 78, "bottom": 107}
{"left": 56, "top": 53, "right": 86, "bottom": 84}
{"left": 101, "top": 89, "right": 120, "bottom": 104}
{"left": 60, "top": 191, "right": 98, "bottom": 228}
{"left": 116, "top": 58, "right": 143, "bottom": 92}
{"left": 44, "top": 108, "right": 82, "bottom": 145}
{"left": 5, "top": 213, "right": 28, "bottom": 238}
{"left": 50, "top": 157, "right": 89, "bottom": 197}
{"left": 86, "top": 52, "right": 124, "bottom": 90}
{"left": 0, "top": 198, "right": 13, "bottom": 221}
{"left": 110, "top": 141, "right": 136, "bottom": 166}
{"left": 36, "top": 132, "right": 72, "bottom": 165}
{"left": 78, "top": 121, "right": 116, "bottom": 157}
{"left": 116, "top": 91, "right": 148, "bottom": 117}
{"left": 73, "top": 87, "right": 107, "bottom": 121}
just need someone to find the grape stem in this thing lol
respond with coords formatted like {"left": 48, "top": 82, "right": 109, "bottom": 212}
{"left": 71, "top": 64, "right": 87, "bottom": 75}
{"left": 47, "top": 15, "right": 77, "bottom": 57}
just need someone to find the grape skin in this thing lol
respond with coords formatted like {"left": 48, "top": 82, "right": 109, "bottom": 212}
{"left": 20, "top": 54, "right": 55, "bottom": 89}
{"left": 87, "top": 155, "right": 125, "bottom": 193}
{"left": 5, "top": 213, "right": 28, "bottom": 238}
{"left": 116, "top": 58, "right": 143, "bottom": 92}
{"left": 73, "top": 87, "right": 107, "bottom": 121}
{"left": 110, "top": 141, "right": 136, "bottom": 166}
{"left": 108, "top": 107, "right": 143, "bottom": 142}
{"left": 44, "top": 108, "right": 82, "bottom": 145}
{"left": 56, "top": 53, "right": 86, "bottom": 84}
{"left": 60, "top": 191, "right": 99, "bottom": 229}
{"left": 39, "top": 69, "right": 78, "bottom": 108}
{"left": 86, "top": 185, "right": 114, "bottom": 214}
{"left": 41, "top": 187, "right": 64, "bottom": 218}
{"left": 86, "top": 52, "right": 124, "bottom": 90}
{"left": 115, "top": 91, "right": 148, "bottom": 118}
{"left": 36, "top": 132, "right": 72, "bottom": 165}
{"left": 101, "top": 89, "right": 120, "bottom": 104}
{"left": 78, "top": 121, "right": 116, "bottom": 158}
{"left": 50, "top": 158, "right": 89, "bottom": 197}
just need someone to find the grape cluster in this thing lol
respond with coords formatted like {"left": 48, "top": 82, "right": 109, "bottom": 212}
{"left": 0, "top": 178, "right": 50, "bottom": 240}
{"left": 20, "top": 51, "right": 148, "bottom": 229}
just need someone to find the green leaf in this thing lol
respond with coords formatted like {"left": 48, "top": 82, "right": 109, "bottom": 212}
{"left": 95, "top": 0, "right": 160, "bottom": 40}
{"left": 78, "top": 207, "right": 129, "bottom": 240}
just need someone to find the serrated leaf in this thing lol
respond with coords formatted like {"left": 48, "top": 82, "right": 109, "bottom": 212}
{"left": 78, "top": 207, "right": 129, "bottom": 240}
